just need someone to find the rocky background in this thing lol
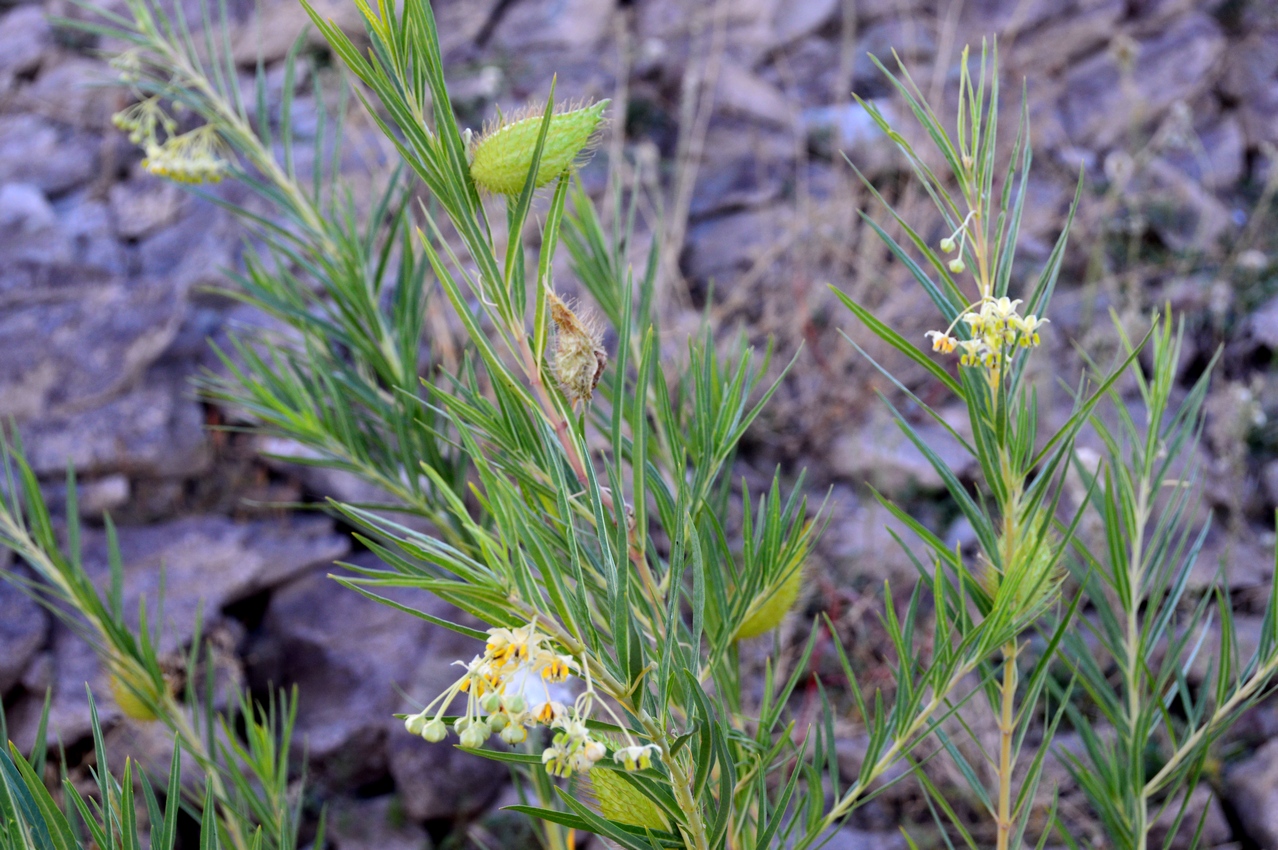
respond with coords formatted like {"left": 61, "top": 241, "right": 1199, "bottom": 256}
{"left": 1, "top": 0, "right": 1278, "bottom": 846}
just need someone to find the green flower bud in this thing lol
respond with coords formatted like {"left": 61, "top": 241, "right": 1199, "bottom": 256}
{"left": 481, "top": 692, "right": 502, "bottom": 714}
{"left": 940, "top": 236, "right": 956, "bottom": 253}
{"left": 504, "top": 694, "right": 526, "bottom": 714}
{"left": 948, "top": 258, "right": 966, "bottom": 274}
{"left": 469, "top": 100, "right": 608, "bottom": 196}
{"left": 404, "top": 713, "right": 426, "bottom": 736}
{"left": 500, "top": 723, "right": 528, "bottom": 745}
{"left": 459, "top": 721, "right": 490, "bottom": 749}
{"left": 422, "top": 719, "right": 448, "bottom": 743}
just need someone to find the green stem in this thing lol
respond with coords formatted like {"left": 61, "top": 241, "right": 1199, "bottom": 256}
{"left": 996, "top": 642, "right": 1019, "bottom": 850}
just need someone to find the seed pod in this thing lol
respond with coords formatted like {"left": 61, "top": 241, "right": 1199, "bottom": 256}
{"left": 979, "top": 528, "right": 1064, "bottom": 620}
{"left": 734, "top": 560, "right": 804, "bottom": 641}
{"left": 548, "top": 291, "right": 606, "bottom": 405}
{"left": 589, "top": 767, "right": 669, "bottom": 831}
{"left": 109, "top": 664, "right": 162, "bottom": 722}
{"left": 469, "top": 100, "right": 608, "bottom": 196}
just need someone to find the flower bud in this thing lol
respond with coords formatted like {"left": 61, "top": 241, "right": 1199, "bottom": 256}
{"left": 481, "top": 692, "right": 502, "bottom": 714}
{"left": 422, "top": 719, "right": 448, "bottom": 743}
{"left": 948, "top": 258, "right": 966, "bottom": 274}
{"left": 500, "top": 723, "right": 528, "bottom": 745}
{"left": 459, "top": 721, "right": 490, "bottom": 749}
{"left": 504, "top": 694, "right": 526, "bottom": 714}
{"left": 940, "top": 236, "right": 956, "bottom": 253}
{"left": 404, "top": 713, "right": 426, "bottom": 736}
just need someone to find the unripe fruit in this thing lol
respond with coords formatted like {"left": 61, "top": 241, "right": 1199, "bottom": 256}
{"left": 109, "top": 665, "right": 162, "bottom": 722}
{"left": 734, "top": 561, "right": 804, "bottom": 641}
{"left": 589, "top": 768, "right": 669, "bottom": 830}
{"left": 469, "top": 101, "right": 608, "bottom": 196}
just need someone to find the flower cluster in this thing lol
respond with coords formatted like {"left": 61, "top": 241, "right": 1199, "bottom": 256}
{"left": 113, "top": 96, "right": 228, "bottom": 185}
{"left": 401, "top": 620, "right": 660, "bottom": 778}
{"left": 141, "top": 125, "right": 228, "bottom": 184}
{"left": 926, "top": 297, "right": 1047, "bottom": 370}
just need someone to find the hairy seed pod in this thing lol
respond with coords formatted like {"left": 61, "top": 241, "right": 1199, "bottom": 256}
{"left": 979, "top": 528, "right": 1064, "bottom": 619}
{"left": 548, "top": 291, "right": 606, "bottom": 404}
{"left": 469, "top": 100, "right": 608, "bottom": 196}
{"left": 734, "top": 560, "right": 804, "bottom": 641}
{"left": 109, "top": 664, "right": 162, "bottom": 722}
{"left": 589, "top": 767, "right": 669, "bottom": 830}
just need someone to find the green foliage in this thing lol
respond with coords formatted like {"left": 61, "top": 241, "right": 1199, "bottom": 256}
{"left": 0, "top": 4, "right": 1273, "bottom": 850}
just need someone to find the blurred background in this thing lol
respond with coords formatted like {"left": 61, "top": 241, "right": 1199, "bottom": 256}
{"left": 1, "top": 0, "right": 1277, "bottom": 846}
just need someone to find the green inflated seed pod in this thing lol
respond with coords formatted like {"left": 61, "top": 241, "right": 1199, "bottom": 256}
{"left": 469, "top": 100, "right": 608, "bottom": 196}
{"left": 589, "top": 767, "right": 669, "bottom": 831}
{"left": 734, "top": 559, "right": 804, "bottom": 641}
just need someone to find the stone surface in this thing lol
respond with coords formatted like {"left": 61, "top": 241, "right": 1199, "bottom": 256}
{"left": 328, "top": 795, "right": 433, "bottom": 850}
{"left": 0, "top": 577, "right": 47, "bottom": 695}
{"left": 1227, "top": 737, "right": 1278, "bottom": 846}
{"left": 251, "top": 552, "right": 503, "bottom": 806}
{"left": 1058, "top": 14, "right": 1226, "bottom": 150}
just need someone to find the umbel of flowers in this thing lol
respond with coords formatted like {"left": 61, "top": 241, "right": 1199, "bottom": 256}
{"left": 400, "top": 620, "right": 659, "bottom": 778}
{"left": 926, "top": 296, "right": 1048, "bottom": 370}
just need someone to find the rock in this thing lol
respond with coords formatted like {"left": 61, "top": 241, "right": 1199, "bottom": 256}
{"left": 822, "top": 490, "right": 919, "bottom": 583}
{"left": 854, "top": 18, "right": 937, "bottom": 82}
{"left": 137, "top": 200, "right": 238, "bottom": 289}
{"left": 970, "top": 0, "right": 1124, "bottom": 76}
{"left": 17, "top": 55, "right": 119, "bottom": 130}
{"left": 1162, "top": 110, "right": 1245, "bottom": 191}
{"left": 8, "top": 514, "right": 347, "bottom": 750}
{"left": 58, "top": 194, "right": 127, "bottom": 279}
{"left": 0, "top": 182, "right": 66, "bottom": 268}
{"left": 684, "top": 205, "right": 791, "bottom": 285}
{"left": 829, "top": 409, "right": 973, "bottom": 494}
{"left": 0, "top": 115, "right": 98, "bottom": 196}
{"left": 0, "top": 6, "right": 49, "bottom": 89}
{"left": 1149, "top": 785, "right": 1231, "bottom": 850}
{"left": 40, "top": 473, "right": 132, "bottom": 517}
{"left": 1133, "top": 157, "right": 1234, "bottom": 253}
{"left": 328, "top": 795, "right": 432, "bottom": 850}
{"left": 109, "top": 176, "right": 185, "bottom": 239}
{"left": 820, "top": 827, "right": 909, "bottom": 850}
{"left": 772, "top": 0, "right": 838, "bottom": 49}
{"left": 689, "top": 122, "right": 791, "bottom": 218}
{"left": 1058, "top": 14, "right": 1226, "bottom": 150}
{"left": 1249, "top": 295, "right": 1278, "bottom": 351}
{"left": 1222, "top": 32, "right": 1278, "bottom": 151}
{"left": 7, "top": 622, "right": 118, "bottom": 752}
{"left": 252, "top": 553, "right": 500, "bottom": 805}
{"left": 1227, "top": 737, "right": 1278, "bottom": 846}
{"left": 0, "top": 577, "right": 47, "bottom": 695}
{"left": 19, "top": 365, "right": 210, "bottom": 478}
{"left": 491, "top": 0, "right": 613, "bottom": 51}
{"left": 714, "top": 60, "right": 795, "bottom": 129}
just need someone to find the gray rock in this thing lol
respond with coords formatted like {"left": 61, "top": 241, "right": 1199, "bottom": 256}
{"left": 684, "top": 205, "right": 791, "bottom": 285}
{"left": 0, "top": 115, "right": 98, "bottom": 196}
{"left": 17, "top": 55, "right": 118, "bottom": 130}
{"left": 1150, "top": 785, "right": 1231, "bottom": 850}
{"left": 254, "top": 554, "right": 500, "bottom": 806}
{"left": 491, "top": 0, "right": 613, "bottom": 51}
{"left": 0, "top": 277, "right": 186, "bottom": 423}
{"left": 1250, "top": 295, "right": 1278, "bottom": 351}
{"left": 19, "top": 365, "right": 210, "bottom": 478}
{"left": 329, "top": 795, "right": 432, "bottom": 850}
{"left": 109, "top": 176, "right": 185, "bottom": 239}
{"left": 0, "top": 577, "right": 47, "bottom": 695}
{"left": 0, "top": 6, "right": 49, "bottom": 88}
{"left": 714, "top": 60, "right": 795, "bottom": 129}
{"left": 7, "top": 513, "right": 347, "bottom": 750}
{"left": 1058, "top": 14, "right": 1225, "bottom": 150}
{"left": 1227, "top": 737, "right": 1278, "bottom": 846}
{"left": 829, "top": 409, "right": 973, "bottom": 494}
{"left": 1222, "top": 32, "right": 1278, "bottom": 152}
{"left": 688, "top": 122, "right": 790, "bottom": 218}
{"left": 772, "top": 0, "right": 838, "bottom": 49}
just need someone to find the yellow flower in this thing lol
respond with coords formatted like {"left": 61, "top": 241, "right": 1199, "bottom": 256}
{"left": 926, "top": 330, "right": 957, "bottom": 354}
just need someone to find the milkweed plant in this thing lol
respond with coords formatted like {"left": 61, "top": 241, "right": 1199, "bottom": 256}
{"left": 0, "top": 0, "right": 1275, "bottom": 847}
